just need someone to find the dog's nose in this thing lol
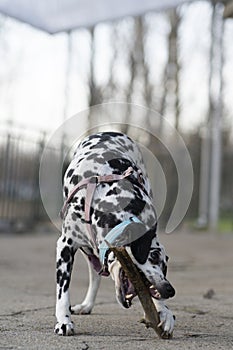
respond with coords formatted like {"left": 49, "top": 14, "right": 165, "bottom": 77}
{"left": 166, "top": 283, "right": 175, "bottom": 298}
{"left": 157, "top": 281, "right": 175, "bottom": 299}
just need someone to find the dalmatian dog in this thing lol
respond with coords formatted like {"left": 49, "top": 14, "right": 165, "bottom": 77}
{"left": 55, "top": 131, "right": 175, "bottom": 337}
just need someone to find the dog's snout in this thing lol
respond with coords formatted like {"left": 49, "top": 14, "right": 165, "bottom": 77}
{"left": 157, "top": 281, "right": 175, "bottom": 299}
{"left": 165, "top": 283, "right": 175, "bottom": 298}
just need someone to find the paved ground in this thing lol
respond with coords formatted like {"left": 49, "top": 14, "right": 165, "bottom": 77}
{"left": 0, "top": 228, "right": 233, "bottom": 350}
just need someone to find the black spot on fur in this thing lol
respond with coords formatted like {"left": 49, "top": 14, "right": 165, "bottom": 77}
{"left": 58, "top": 288, "right": 62, "bottom": 299}
{"left": 70, "top": 175, "right": 80, "bottom": 185}
{"left": 67, "top": 169, "right": 74, "bottom": 177}
{"left": 59, "top": 271, "right": 70, "bottom": 290}
{"left": 61, "top": 324, "right": 67, "bottom": 334}
{"left": 98, "top": 200, "right": 121, "bottom": 212}
{"left": 89, "top": 141, "right": 107, "bottom": 150}
{"left": 56, "top": 259, "right": 62, "bottom": 269}
{"left": 71, "top": 212, "right": 77, "bottom": 221}
{"left": 67, "top": 238, "right": 73, "bottom": 245}
{"left": 124, "top": 197, "right": 146, "bottom": 216}
{"left": 108, "top": 158, "right": 132, "bottom": 173}
{"left": 86, "top": 153, "right": 99, "bottom": 161}
{"left": 101, "top": 131, "right": 125, "bottom": 139}
{"left": 61, "top": 246, "right": 71, "bottom": 263}
{"left": 80, "top": 197, "right": 85, "bottom": 211}
{"left": 86, "top": 153, "right": 105, "bottom": 164}
{"left": 82, "top": 141, "right": 92, "bottom": 148}
{"left": 84, "top": 170, "right": 96, "bottom": 178}
{"left": 90, "top": 206, "right": 94, "bottom": 217}
{"left": 74, "top": 211, "right": 82, "bottom": 219}
{"left": 59, "top": 276, "right": 64, "bottom": 288}
{"left": 94, "top": 210, "right": 121, "bottom": 229}
{"left": 77, "top": 157, "right": 84, "bottom": 164}
{"left": 57, "top": 269, "right": 62, "bottom": 284}
{"left": 89, "top": 134, "right": 102, "bottom": 140}
{"left": 106, "top": 187, "right": 120, "bottom": 196}
{"left": 72, "top": 231, "right": 77, "bottom": 237}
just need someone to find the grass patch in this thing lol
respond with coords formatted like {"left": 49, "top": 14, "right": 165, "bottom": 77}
{"left": 218, "top": 217, "right": 233, "bottom": 233}
{"left": 187, "top": 216, "right": 233, "bottom": 233}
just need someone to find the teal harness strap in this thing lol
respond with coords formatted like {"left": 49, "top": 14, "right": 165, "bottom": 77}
{"left": 99, "top": 216, "right": 142, "bottom": 264}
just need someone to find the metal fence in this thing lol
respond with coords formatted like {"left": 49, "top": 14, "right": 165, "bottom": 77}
{"left": 0, "top": 125, "right": 64, "bottom": 232}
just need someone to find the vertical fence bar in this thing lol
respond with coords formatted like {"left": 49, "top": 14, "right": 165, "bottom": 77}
{"left": 3, "top": 133, "right": 11, "bottom": 220}
{"left": 209, "top": 2, "right": 224, "bottom": 231}
{"left": 0, "top": 126, "right": 59, "bottom": 231}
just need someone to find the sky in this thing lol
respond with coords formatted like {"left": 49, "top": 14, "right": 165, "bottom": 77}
{"left": 0, "top": 1, "right": 233, "bottom": 136}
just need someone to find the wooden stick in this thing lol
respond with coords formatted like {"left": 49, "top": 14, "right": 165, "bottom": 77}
{"left": 105, "top": 242, "right": 172, "bottom": 339}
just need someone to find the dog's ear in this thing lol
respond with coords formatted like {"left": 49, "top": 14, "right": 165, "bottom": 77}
{"left": 130, "top": 224, "right": 157, "bottom": 264}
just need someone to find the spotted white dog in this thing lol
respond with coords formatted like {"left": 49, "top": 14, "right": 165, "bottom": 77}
{"left": 55, "top": 131, "right": 175, "bottom": 337}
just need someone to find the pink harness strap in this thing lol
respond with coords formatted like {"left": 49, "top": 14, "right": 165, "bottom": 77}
{"left": 60, "top": 167, "right": 134, "bottom": 251}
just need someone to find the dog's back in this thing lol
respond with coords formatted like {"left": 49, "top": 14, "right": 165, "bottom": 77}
{"left": 63, "top": 132, "right": 156, "bottom": 242}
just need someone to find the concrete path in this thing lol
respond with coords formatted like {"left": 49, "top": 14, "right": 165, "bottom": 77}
{"left": 0, "top": 229, "right": 233, "bottom": 349}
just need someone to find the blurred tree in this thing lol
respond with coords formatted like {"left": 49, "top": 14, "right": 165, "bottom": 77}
{"left": 88, "top": 27, "right": 103, "bottom": 129}
{"left": 160, "top": 8, "right": 181, "bottom": 133}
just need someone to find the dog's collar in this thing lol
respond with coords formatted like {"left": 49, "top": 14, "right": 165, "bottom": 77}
{"left": 99, "top": 216, "right": 143, "bottom": 265}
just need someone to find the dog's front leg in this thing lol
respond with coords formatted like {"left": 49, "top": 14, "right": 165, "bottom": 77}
{"left": 153, "top": 299, "right": 175, "bottom": 336}
{"left": 54, "top": 235, "right": 76, "bottom": 336}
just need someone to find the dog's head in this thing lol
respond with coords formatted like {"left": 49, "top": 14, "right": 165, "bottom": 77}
{"left": 106, "top": 224, "right": 175, "bottom": 308}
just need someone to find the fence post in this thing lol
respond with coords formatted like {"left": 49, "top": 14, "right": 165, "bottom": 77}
{"left": 33, "top": 131, "right": 47, "bottom": 222}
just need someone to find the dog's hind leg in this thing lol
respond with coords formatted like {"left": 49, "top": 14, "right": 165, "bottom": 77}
{"left": 71, "top": 250, "right": 101, "bottom": 315}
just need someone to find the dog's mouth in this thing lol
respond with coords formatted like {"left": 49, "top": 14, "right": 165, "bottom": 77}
{"left": 119, "top": 268, "right": 161, "bottom": 308}
{"left": 119, "top": 268, "right": 136, "bottom": 308}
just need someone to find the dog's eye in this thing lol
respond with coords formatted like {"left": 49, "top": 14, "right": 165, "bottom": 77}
{"left": 149, "top": 250, "right": 160, "bottom": 264}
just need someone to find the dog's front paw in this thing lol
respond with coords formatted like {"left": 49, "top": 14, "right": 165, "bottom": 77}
{"left": 54, "top": 322, "right": 74, "bottom": 336}
{"left": 157, "top": 305, "right": 175, "bottom": 337}
{"left": 71, "top": 303, "right": 93, "bottom": 315}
